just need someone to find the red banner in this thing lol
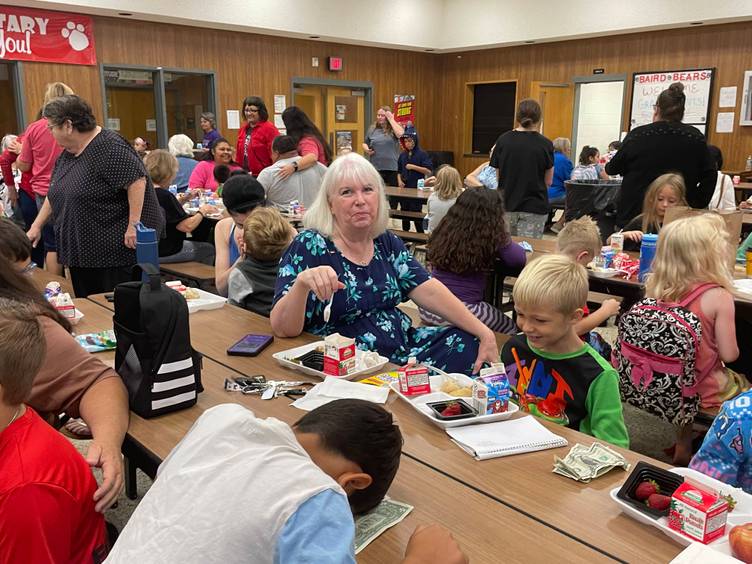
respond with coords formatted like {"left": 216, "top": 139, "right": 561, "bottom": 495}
{"left": 393, "top": 94, "right": 416, "bottom": 127}
{"left": 0, "top": 6, "right": 96, "bottom": 65}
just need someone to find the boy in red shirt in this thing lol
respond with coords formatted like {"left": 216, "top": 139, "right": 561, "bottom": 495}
{"left": 0, "top": 305, "right": 108, "bottom": 563}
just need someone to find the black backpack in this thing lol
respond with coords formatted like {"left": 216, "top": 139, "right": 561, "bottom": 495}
{"left": 113, "top": 265, "right": 203, "bottom": 418}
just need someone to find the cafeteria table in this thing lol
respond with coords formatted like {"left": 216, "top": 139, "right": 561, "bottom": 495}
{"left": 83, "top": 294, "right": 686, "bottom": 562}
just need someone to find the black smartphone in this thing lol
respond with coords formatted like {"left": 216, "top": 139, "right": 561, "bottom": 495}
{"left": 227, "top": 334, "right": 274, "bottom": 357}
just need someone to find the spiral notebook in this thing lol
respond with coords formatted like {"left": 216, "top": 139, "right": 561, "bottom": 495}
{"left": 446, "top": 415, "right": 568, "bottom": 460}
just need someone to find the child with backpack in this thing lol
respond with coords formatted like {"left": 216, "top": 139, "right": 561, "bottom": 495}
{"left": 614, "top": 214, "right": 747, "bottom": 464}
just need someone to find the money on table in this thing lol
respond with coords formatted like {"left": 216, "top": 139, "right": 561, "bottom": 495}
{"left": 553, "top": 443, "right": 631, "bottom": 483}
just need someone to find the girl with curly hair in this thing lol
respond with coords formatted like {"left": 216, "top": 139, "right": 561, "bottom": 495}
{"left": 420, "top": 188, "right": 527, "bottom": 333}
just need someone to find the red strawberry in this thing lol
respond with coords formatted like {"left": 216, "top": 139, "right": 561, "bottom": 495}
{"left": 646, "top": 494, "right": 671, "bottom": 511}
{"left": 634, "top": 480, "right": 660, "bottom": 501}
{"left": 441, "top": 402, "right": 462, "bottom": 417}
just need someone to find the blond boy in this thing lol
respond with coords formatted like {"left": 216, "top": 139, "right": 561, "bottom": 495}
{"left": 556, "top": 217, "right": 621, "bottom": 335}
{"left": 227, "top": 207, "right": 297, "bottom": 316}
{"left": 500, "top": 255, "right": 628, "bottom": 447}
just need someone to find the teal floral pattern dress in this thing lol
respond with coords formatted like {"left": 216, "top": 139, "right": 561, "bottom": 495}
{"left": 274, "top": 230, "right": 480, "bottom": 374}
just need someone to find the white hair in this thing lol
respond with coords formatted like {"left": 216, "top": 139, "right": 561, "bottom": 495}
{"left": 168, "top": 134, "right": 194, "bottom": 157}
{"left": 303, "top": 152, "right": 389, "bottom": 239}
{"left": 1, "top": 134, "right": 18, "bottom": 153}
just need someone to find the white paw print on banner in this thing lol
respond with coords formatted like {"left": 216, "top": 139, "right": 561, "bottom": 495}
{"left": 61, "top": 22, "right": 90, "bottom": 51}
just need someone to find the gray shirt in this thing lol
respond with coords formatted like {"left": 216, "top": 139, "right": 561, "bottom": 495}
{"left": 256, "top": 155, "right": 327, "bottom": 209}
{"left": 365, "top": 126, "right": 400, "bottom": 172}
{"left": 426, "top": 193, "right": 457, "bottom": 232}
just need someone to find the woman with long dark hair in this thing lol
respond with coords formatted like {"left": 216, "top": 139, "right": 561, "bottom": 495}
{"left": 421, "top": 188, "right": 527, "bottom": 334}
{"left": 188, "top": 137, "right": 242, "bottom": 190}
{"left": 277, "top": 106, "right": 332, "bottom": 180}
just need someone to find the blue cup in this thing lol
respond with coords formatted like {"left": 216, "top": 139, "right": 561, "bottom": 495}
{"left": 638, "top": 233, "right": 659, "bottom": 283}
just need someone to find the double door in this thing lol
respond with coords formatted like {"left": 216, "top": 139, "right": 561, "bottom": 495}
{"left": 293, "top": 84, "right": 367, "bottom": 154}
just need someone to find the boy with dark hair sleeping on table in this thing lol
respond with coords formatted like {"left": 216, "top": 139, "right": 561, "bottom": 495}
{"left": 106, "top": 399, "right": 468, "bottom": 564}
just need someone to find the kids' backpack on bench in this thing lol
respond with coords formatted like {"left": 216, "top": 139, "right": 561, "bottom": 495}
{"left": 611, "top": 284, "right": 716, "bottom": 426}
{"left": 113, "top": 264, "right": 203, "bottom": 418}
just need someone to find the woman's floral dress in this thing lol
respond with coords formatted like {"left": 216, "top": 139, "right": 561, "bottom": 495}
{"left": 274, "top": 230, "right": 480, "bottom": 374}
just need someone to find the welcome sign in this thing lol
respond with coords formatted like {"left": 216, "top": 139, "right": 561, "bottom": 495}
{"left": 0, "top": 6, "right": 96, "bottom": 65}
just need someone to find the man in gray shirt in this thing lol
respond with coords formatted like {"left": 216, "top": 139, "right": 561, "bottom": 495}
{"left": 256, "top": 136, "right": 326, "bottom": 209}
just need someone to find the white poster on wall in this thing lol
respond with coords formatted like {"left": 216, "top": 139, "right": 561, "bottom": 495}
{"left": 719, "top": 86, "right": 737, "bottom": 108}
{"left": 145, "top": 119, "right": 157, "bottom": 132}
{"left": 629, "top": 69, "right": 713, "bottom": 130}
{"left": 106, "top": 118, "right": 120, "bottom": 131}
{"left": 716, "top": 112, "right": 734, "bottom": 133}
{"left": 274, "top": 114, "right": 285, "bottom": 129}
{"left": 226, "top": 110, "right": 240, "bottom": 130}
{"left": 274, "top": 95, "right": 286, "bottom": 113}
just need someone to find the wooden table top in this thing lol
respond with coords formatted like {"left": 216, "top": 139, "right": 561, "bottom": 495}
{"left": 86, "top": 295, "right": 684, "bottom": 562}
{"left": 384, "top": 186, "right": 431, "bottom": 200}
{"left": 78, "top": 297, "right": 612, "bottom": 563}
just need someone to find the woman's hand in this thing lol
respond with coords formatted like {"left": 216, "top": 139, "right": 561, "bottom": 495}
{"left": 8, "top": 139, "right": 21, "bottom": 154}
{"left": 124, "top": 223, "right": 137, "bottom": 249}
{"left": 740, "top": 200, "right": 752, "bottom": 210}
{"left": 472, "top": 330, "right": 499, "bottom": 374}
{"left": 398, "top": 179, "right": 405, "bottom": 188}
{"left": 27, "top": 225, "right": 42, "bottom": 248}
{"left": 295, "top": 266, "right": 345, "bottom": 301}
{"left": 199, "top": 203, "right": 218, "bottom": 216}
{"left": 622, "top": 230, "right": 643, "bottom": 243}
{"left": 277, "top": 163, "right": 295, "bottom": 180}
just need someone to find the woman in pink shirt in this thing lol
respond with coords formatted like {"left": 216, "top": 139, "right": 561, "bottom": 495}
{"left": 188, "top": 138, "right": 242, "bottom": 190}
{"left": 277, "top": 106, "right": 332, "bottom": 180}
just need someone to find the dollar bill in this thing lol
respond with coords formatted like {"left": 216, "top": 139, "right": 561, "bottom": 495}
{"left": 354, "top": 498, "right": 414, "bottom": 554}
{"left": 553, "top": 442, "right": 630, "bottom": 482}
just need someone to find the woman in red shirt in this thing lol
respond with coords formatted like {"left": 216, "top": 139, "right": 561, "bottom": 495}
{"left": 235, "top": 96, "right": 279, "bottom": 175}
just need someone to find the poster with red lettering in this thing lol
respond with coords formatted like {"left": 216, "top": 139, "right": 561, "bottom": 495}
{"left": 393, "top": 95, "right": 416, "bottom": 127}
{"left": 0, "top": 7, "right": 96, "bottom": 65}
{"left": 629, "top": 68, "right": 714, "bottom": 132}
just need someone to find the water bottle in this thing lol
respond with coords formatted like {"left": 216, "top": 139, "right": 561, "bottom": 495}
{"left": 135, "top": 222, "right": 159, "bottom": 282}
{"left": 417, "top": 178, "right": 425, "bottom": 190}
{"left": 168, "top": 184, "right": 178, "bottom": 196}
{"left": 638, "top": 233, "right": 659, "bottom": 283}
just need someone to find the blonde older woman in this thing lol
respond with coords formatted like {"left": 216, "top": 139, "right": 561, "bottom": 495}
{"left": 270, "top": 152, "right": 498, "bottom": 375}
{"left": 167, "top": 134, "right": 199, "bottom": 193}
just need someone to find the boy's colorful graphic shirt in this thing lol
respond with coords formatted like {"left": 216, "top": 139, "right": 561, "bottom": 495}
{"left": 501, "top": 335, "right": 629, "bottom": 447}
{"left": 690, "top": 391, "right": 752, "bottom": 494}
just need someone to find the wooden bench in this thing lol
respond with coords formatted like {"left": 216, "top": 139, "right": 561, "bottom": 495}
{"left": 390, "top": 229, "right": 429, "bottom": 244}
{"left": 160, "top": 262, "right": 217, "bottom": 293}
{"left": 389, "top": 209, "right": 426, "bottom": 220}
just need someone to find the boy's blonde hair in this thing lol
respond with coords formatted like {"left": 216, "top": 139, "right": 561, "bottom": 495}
{"left": 242, "top": 207, "right": 296, "bottom": 262}
{"left": 556, "top": 216, "right": 601, "bottom": 261}
{"left": 642, "top": 173, "right": 687, "bottom": 232}
{"left": 646, "top": 214, "right": 733, "bottom": 302}
{"left": 513, "top": 254, "right": 588, "bottom": 315}
{"left": 143, "top": 149, "right": 178, "bottom": 187}
{"left": 433, "top": 166, "right": 463, "bottom": 201}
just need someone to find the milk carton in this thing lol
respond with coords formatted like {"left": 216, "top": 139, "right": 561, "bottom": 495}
{"left": 323, "top": 333, "right": 356, "bottom": 376}
{"left": 668, "top": 481, "right": 728, "bottom": 544}
{"left": 49, "top": 292, "right": 76, "bottom": 319}
{"left": 397, "top": 357, "right": 430, "bottom": 396}
{"left": 472, "top": 363, "right": 510, "bottom": 415}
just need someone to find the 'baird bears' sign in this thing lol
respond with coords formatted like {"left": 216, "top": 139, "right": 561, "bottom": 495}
{"left": 0, "top": 6, "right": 95, "bottom": 65}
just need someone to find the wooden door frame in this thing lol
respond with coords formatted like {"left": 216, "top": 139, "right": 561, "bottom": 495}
{"left": 291, "top": 77, "right": 373, "bottom": 134}
{"left": 571, "top": 74, "right": 627, "bottom": 155}
{"left": 530, "top": 81, "right": 573, "bottom": 140}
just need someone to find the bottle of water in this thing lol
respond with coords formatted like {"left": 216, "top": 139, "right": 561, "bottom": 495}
{"left": 135, "top": 222, "right": 160, "bottom": 282}
{"left": 417, "top": 178, "right": 425, "bottom": 190}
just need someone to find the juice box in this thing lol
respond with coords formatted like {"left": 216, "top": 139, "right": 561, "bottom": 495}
{"left": 472, "top": 364, "right": 510, "bottom": 415}
{"left": 397, "top": 358, "right": 430, "bottom": 396}
{"left": 323, "top": 333, "right": 356, "bottom": 376}
{"left": 49, "top": 292, "right": 76, "bottom": 319}
{"left": 668, "top": 481, "right": 728, "bottom": 544}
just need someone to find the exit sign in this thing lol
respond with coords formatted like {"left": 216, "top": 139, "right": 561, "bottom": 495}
{"left": 328, "top": 57, "right": 343, "bottom": 71}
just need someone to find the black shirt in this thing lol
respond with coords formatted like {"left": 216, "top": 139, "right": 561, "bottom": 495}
{"left": 155, "top": 188, "right": 189, "bottom": 257}
{"left": 605, "top": 121, "right": 715, "bottom": 227}
{"left": 490, "top": 130, "right": 554, "bottom": 215}
{"left": 48, "top": 129, "right": 165, "bottom": 268}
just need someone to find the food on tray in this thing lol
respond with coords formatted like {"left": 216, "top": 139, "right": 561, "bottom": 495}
{"left": 668, "top": 481, "right": 729, "bottom": 544}
{"left": 183, "top": 288, "right": 200, "bottom": 300}
{"left": 75, "top": 330, "right": 117, "bottom": 353}
{"left": 440, "top": 378, "right": 472, "bottom": 397}
{"left": 398, "top": 357, "right": 430, "bottom": 396}
{"left": 645, "top": 493, "right": 671, "bottom": 510}
{"left": 441, "top": 402, "right": 463, "bottom": 417}
{"left": 165, "top": 280, "right": 201, "bottom": 300}
{"left": 323, "top": 333, "right": 356, "bottom": 376}
{"left": 634, "top": 480, "right": 660, "bottom": 501}
{"left": 360, "top": 351, "right": 382, "bottom": 368}
{"left": 730, "top": 523, "right": 752, "bottom": 563}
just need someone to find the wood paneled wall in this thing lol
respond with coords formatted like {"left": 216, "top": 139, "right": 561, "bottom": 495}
{"left": 19, "top": 15, "right": 438, "bottom": 147}
{"left": 436, "top": 21, "right": 752, "bottom": 174}
{"left": 17, "top": 17, "right": 752, "bottom": 174}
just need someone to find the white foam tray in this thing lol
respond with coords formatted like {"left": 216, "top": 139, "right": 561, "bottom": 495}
{"left": 273, "top": 341, "right": 388, "bottom": 381}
